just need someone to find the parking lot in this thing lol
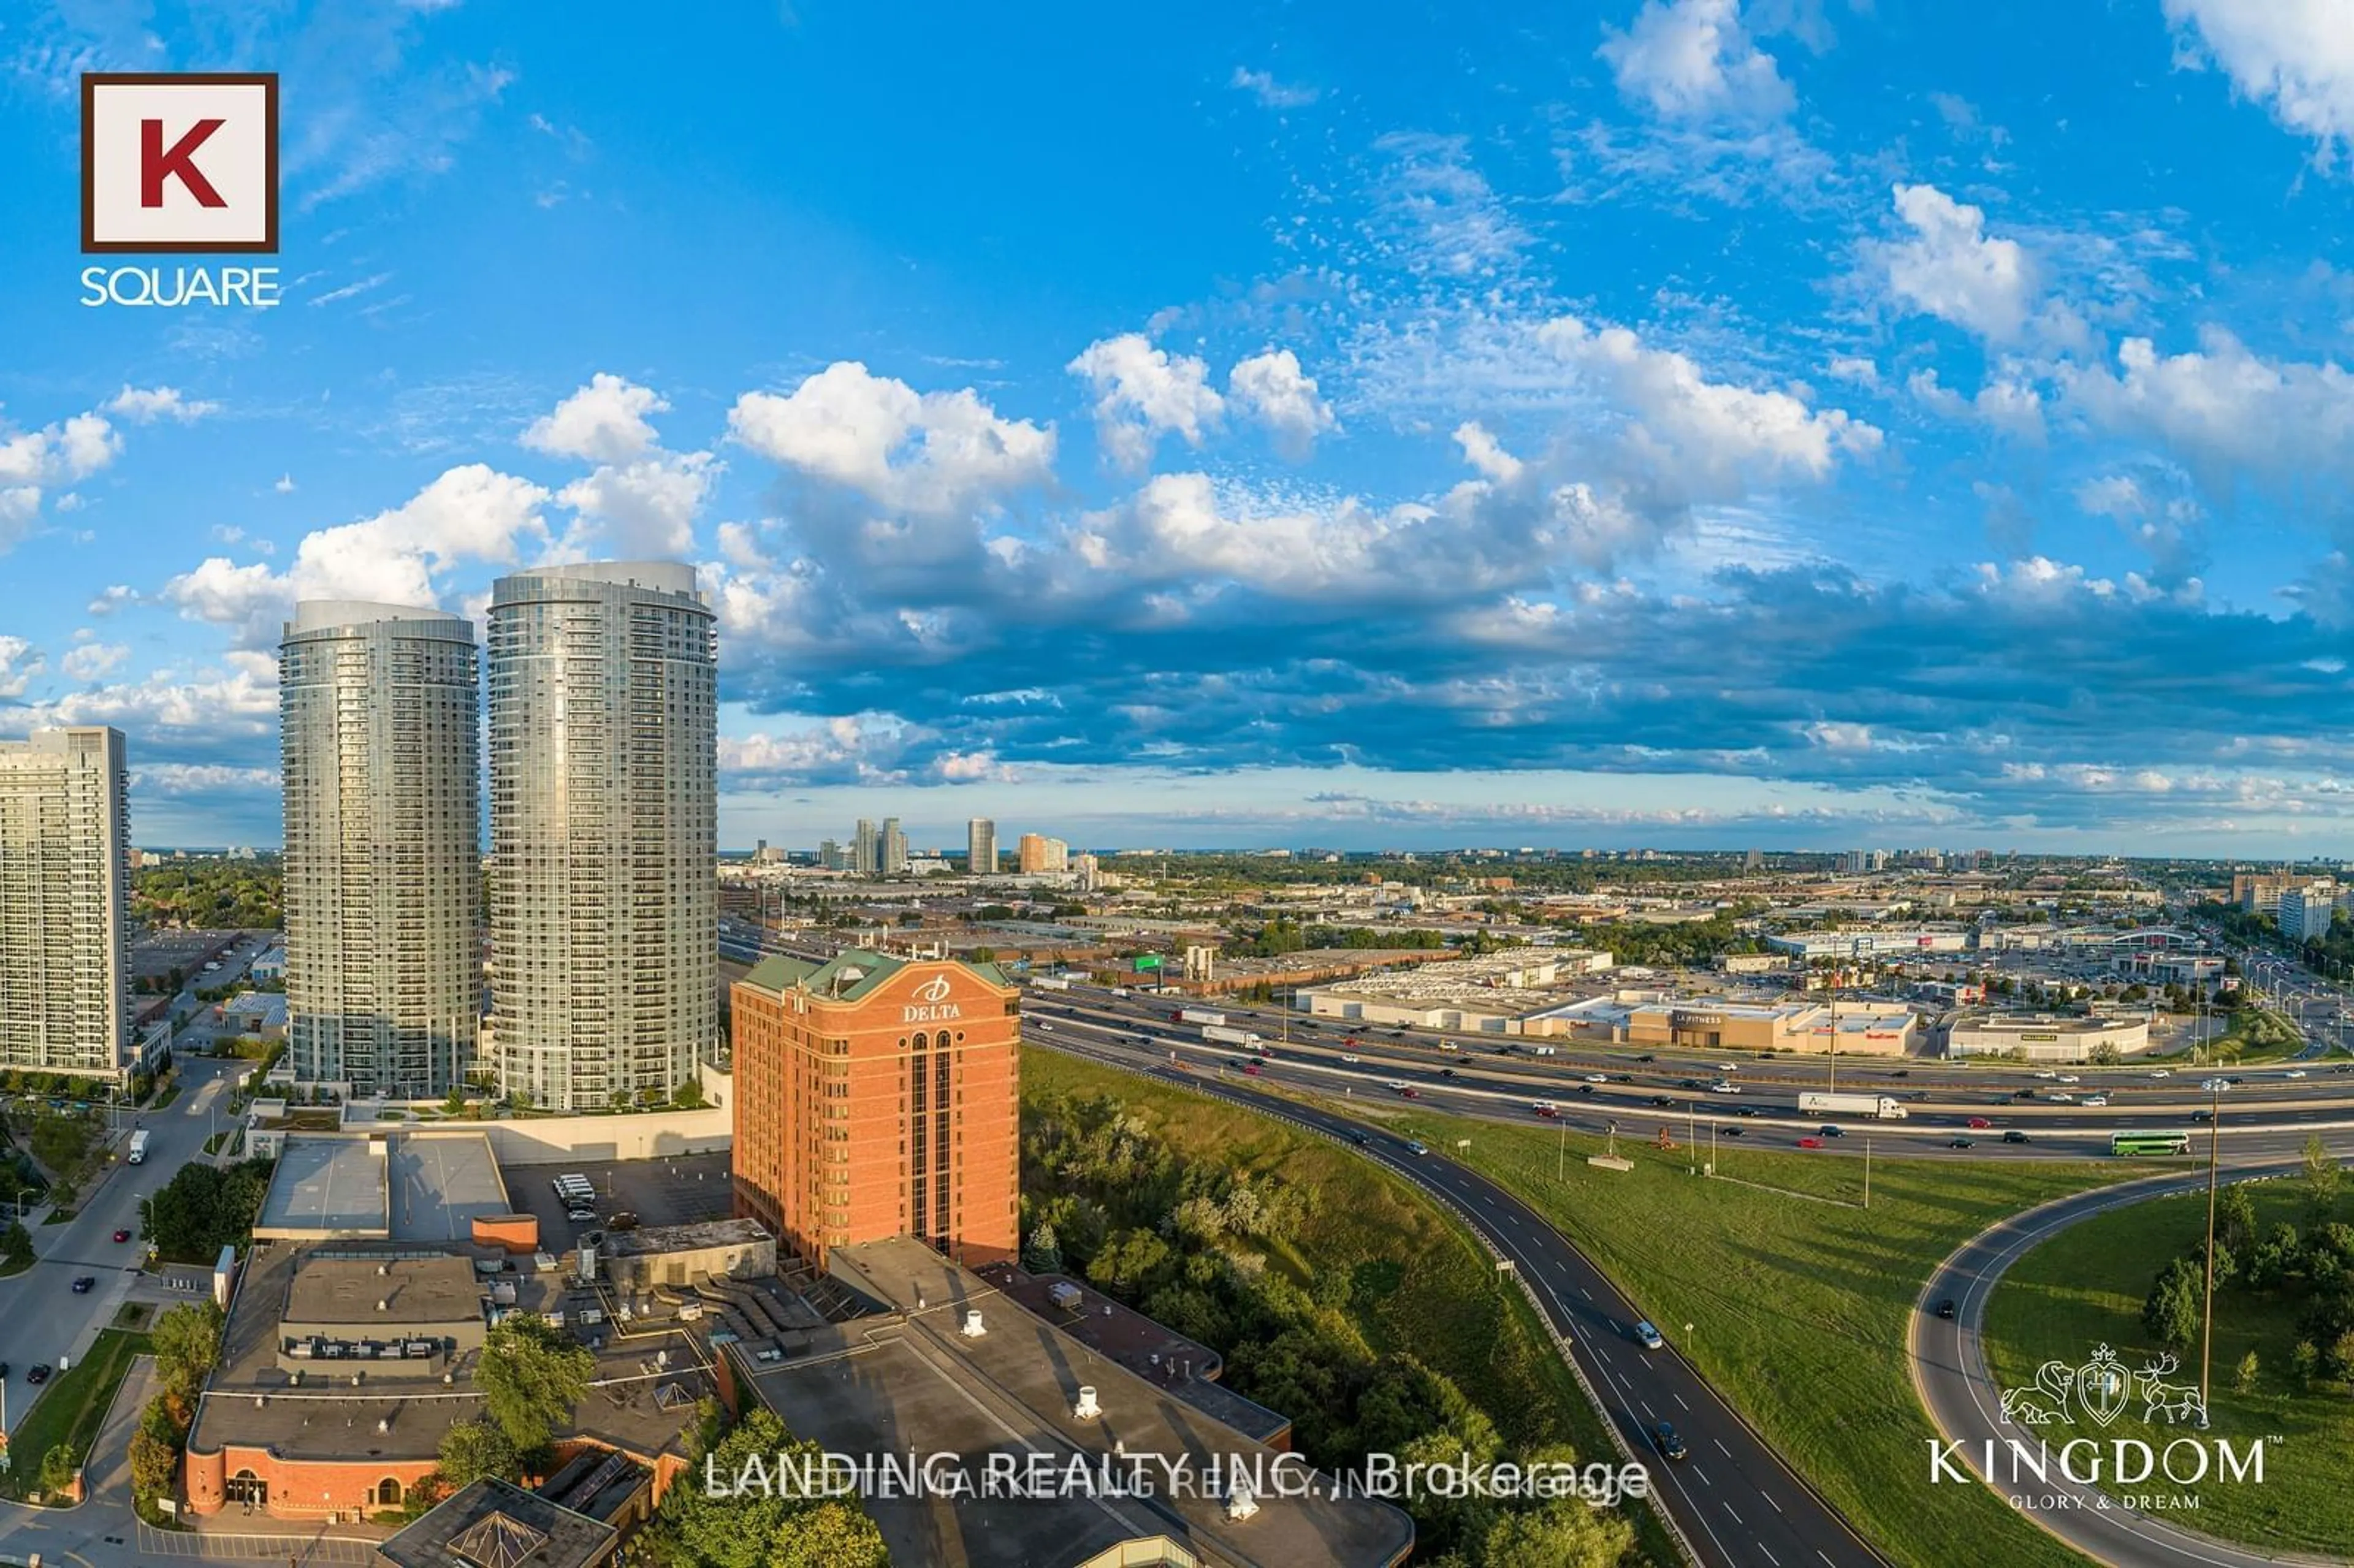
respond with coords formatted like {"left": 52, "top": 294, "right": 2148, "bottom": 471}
{"left": 506, "top": 1150, "right": 734, "bottom": 1246}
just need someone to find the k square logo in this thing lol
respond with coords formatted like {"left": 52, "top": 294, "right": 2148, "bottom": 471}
{"left": 82, "top": 72, "right": 278, "bottom": 253}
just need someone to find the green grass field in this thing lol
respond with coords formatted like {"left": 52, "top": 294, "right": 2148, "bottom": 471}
{"left": 1, "top": 1326, "right": 151, "bottom": 1503}
{"left": 1023, "top": 1051, "right": 1676, "bottom": 1564}
{"left": 1378, "top": 1103, "right": 2133, "bottom": 1568}
{"left": 1983, "top": 1181, "right": 2354, "bottom": 1556}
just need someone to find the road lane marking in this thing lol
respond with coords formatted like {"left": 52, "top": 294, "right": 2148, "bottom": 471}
{"left": 1724, "top": 1502, "right": 1742, "bottom": 1524}
{"left": 1674, "top": 1392, "right": 1688, "bottom": 1410}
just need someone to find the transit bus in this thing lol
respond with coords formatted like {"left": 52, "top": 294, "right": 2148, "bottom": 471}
{"left": 2111, "top": 1130, "right": 2192, "bottom": 1157}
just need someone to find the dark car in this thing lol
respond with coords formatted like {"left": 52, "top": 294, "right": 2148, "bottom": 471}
{"left": 2192, "top": 1109, "right": 2214, "bottom": 1123}
{"left": 1577, "top": 1083, "right": 1597, "bottom": 1095}
{"left": 1733, "top": 1106, "right": 1761, "bottom": 1117}
{"left": 26, "top": 1364, "right": 49, "bottom": 1385}
{"left": 1653, "top": 1422, "right": 1688, "bottom": 1460}
{"left": 1679, "top": 1078, "right": 1702, "bottom": 1090}
{"left": 0, "top": 1362, "right": 10, "bottom": 1380}
{"left": 70, "top": 1276, "right": 94, "bottom": 1293}
{"left": 1637, "top": 1054, "right": 1658, "bottom": 1064}
{"left": 1819, "top": 1125, "right": 1845, "bottom": 1138}
{"left": 1651, "top": 1095, "right": 1676, "bottom": 1108}
{"left": 1935, "top": 1299, "right": 1957, "bottom": 1320}
{"left": 1948, "top": 1137, "right": 1975, "bottom": 1149}
{"left": 1438, "top": 1068, "right": 1457, "bottom": 1078}
{"left": 1892, "top": 1070, "right": 1911, "bottom": 1078}
{"left": 1723, "top": 1127, "right": 1745, "bottom": 1138}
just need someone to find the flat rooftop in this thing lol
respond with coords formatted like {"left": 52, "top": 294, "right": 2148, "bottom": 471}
{"left": 741, "top": 1238, "right": 1412, "bottom": 1568}
{"left": 388, "top": 1133, "right": 509, "bottom": 1242}
{"left": 284, "top": 1252, "right": 482, "bottom": 1327}
{"left": 256, "top": 1136, "right": 387, "bottom": 1238}
{"left": 598, "top": 1217, "right": 769, "bottom": 1260}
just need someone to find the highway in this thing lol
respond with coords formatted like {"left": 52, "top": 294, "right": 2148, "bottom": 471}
{"left": 1017, "top": 988, "right": 2354, "bottom": 1168}
{"left": 1031, "top": 1030, "right": 1885, "bottom": 1568}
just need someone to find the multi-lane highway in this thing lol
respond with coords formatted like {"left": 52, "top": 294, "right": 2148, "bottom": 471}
{"left": 1018, "top": 986, "right": 2354, "bottom": 1168}
{"left": 1042, "top": 1038, "right": 1884, "bottom": 1568}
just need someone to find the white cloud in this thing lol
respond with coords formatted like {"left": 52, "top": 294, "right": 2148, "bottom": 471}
{"left": 1067, "top": 333, "right": 1225, "bottom": 471}
{"left": 1454, "top": 422, "right": 1524, "bottom": 483}
{"left": 86, "top": 585, "right": 134, "bottom": 615}
{"left": 2062, "top": 328, "right": 2354, "bottom": 500}
{"left": 1906, "top": 367, "right": 2045, "bottom": 440}
{"left": 20, "top": 650, "right": 278, "bottom": 739}
{"left": 1230, "top": 66, "right": 1318, "bottom": 108}
{"left": 523, "top": 373, "right": 668, "bottom": 463}
{"left": 2164, "top": 0, "right": 2354, "bottom": 165}
{"left": 60, "top": 641, "right": 129, "bottom": 681}
{"left": 1826, "top": 356, "right": 1879, "bottom": 386}
{"left": 131, "top": 763, "right": 279, "bottom": 795}
{"left": 1539, "top": 314, "right": 1882, "bottom": 480}
{"left": 102, "top": 386, "right": 218, "bottom": 423}
{"left": 1598, "top": 0, "right": 1795, "bottom": 121}
{"left": 0, "top": 637, "right": 42, "bottom": 699}
{"left": 729, "top": 362, "right": 1054, "bottom": 514}
{"left": 1227, "top": 349, "right": 1338, "bottom": 457}
{"left": 2074, "top": 475, "right": 2146, "bottom": 519}
{"left": 1875, "top": 183, "right": 2036, "bottom": 341}
{"left": 556, "top": 451, "right": 716, "bottom": 558}
{"left": 290, "top": 464, "right": 551, "bottom": 606}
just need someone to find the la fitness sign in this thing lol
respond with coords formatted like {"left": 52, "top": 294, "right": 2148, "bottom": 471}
{"left": 902, "top": 972, "right": 963, "bottom": 1024}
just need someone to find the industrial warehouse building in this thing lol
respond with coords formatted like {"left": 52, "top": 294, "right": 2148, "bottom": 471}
{"left": 1537, "top": 994, "right": 1918, "bottom": 1056}
{"left": 1300, "top": 951, "right": 1614, "bottom": 1035}
{"left": 1943, "top": 1010, "right": 2153, "bottom": 1064}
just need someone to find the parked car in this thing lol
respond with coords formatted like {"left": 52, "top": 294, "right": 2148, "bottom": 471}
{"left": 26, "top": 1364, "right": 50, "bottom": 1385}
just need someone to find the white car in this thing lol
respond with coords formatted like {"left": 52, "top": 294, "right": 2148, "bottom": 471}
{"left": 1709, "top": 1081, "right": 1739, "bottom": 1094}
{"left": 2147, "top": 1069, "right": 2173, "bottom": 1078}
{"left": 1715, "top": 1062, "right": 1739, "bottom": 1071}
{"left": 2046, "top": 1092, "right": 2074, "bottom": 1103}
{"left": 2200, "top": 1078, "right": 2231, "bottom": 1092}
{"left": 1340, "top": 1053, "right": 1360, "bottom": 1064}
{"left": 2285, "top": 1068, "right": 2308, "bottom": 1079}
{"left": 1585, "top": 1073, "right": 1609, "bottom": 1084}
{"left": 1382, "top": 1080, "right": 1406, "bottom": 1091}
{"left": 2082, "top": 1094, "right": 2109, "bottom": 1107}
{"left": 2033, "top": 1070, "right": 2057, "bottom": 1079}
{"left": 2057, "top": 1074, "right": 2080, "bottom": 1084}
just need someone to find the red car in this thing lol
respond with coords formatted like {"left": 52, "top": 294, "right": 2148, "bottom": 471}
{"left": 1399, "top": 1086, "right": 1420, "bottom": 1099}
{"left": 1797, "top": 1136, "right": 1824, "bottom": 1149}
{"left": 1241, "top": 1062, "right": 1262, "bottom": 1076}
{"left": 1966, "top": 1116, "right": 1992, "bottom": 1130}
{"left": 1534, "top": 1105, "right": 1560, "bottom": 1119}
{"left": 112, "top": 1228, "right": 131, "bottom": 1243}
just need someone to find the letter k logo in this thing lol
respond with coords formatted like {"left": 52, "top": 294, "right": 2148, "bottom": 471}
{"left": 143, "top": 117, "right": 227, "bottom": 208}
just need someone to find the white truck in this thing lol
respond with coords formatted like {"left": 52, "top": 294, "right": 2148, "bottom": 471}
{"left": 1799, "top": 1091, "right": 1908, "bottom": 1121}
{"left": 1030, "top": 976, "right": 1072, "bottom": 991}
{"left": 1202, "top": 1024, "right": 1263, "bottom": 1048}
{"left": 128, "top": 1129, "right": 150, "bottom": 1164}
{"left": 1178, "top": 1008, "right": 1227, "bottom": 1027}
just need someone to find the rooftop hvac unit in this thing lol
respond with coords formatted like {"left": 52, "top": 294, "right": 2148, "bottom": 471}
{"left": 960, "top": 1309, "right": 986, "bottom": 1338}
{"left": 1073, "top": 1387, "right": 1100, "bottom": 1421}
{"left": 578, "top": 1241, "right": 598, "bottom": 1282}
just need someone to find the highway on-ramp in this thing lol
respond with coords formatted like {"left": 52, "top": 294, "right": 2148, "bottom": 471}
{"left": 1036, "top": 1027, "right": 1886, "bottom": 1568}
{"left": 1909, "top": 1162, "right": 2318, "bottom": 1568}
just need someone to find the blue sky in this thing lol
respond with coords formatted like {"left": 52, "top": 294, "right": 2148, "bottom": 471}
{"left": 6, "top": 0, "right": 2354, "bottom": 854}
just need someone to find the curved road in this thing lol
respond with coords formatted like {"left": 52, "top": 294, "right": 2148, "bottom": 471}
{"left": 1037, "top": 1034, "right": 1886, "bottom": 1568}
{"left": 1908, "top": 1160, "right": 2325, "bottom": 1568}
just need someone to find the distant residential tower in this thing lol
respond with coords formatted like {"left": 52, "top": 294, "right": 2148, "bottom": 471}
{"left": 0, "top": 728, "right": 130, "bottom": 1081}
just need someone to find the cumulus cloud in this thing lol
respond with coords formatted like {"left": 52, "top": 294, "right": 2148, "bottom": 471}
{"left": 0, "top": 637, "right": 42, "bottom": 699}
{"left": 1906, "top": 368, "right": 2045, "bottom": 440}
{"left": 1067, "top": 334, "right": 1225, "bottom": 471}
{"left": 102, "top": 386, "right": 219, "bottom": 423}
{"left": 1873, "top": 183, "right": 2036, "bottom": 341}
{"left": 2164, "top": 0, "right": 2354, "bottom": 166}
{"left": 556, "top": 451, "right": 716, "bottom": 558}
{"left": 1227, "top": 349, "right": 1338, "bottom": 457}
{"left": 522, "top": 373, "right": 668, "bottom": 463}
{"left": 61, "top": 640, "right": 129, "bottom": 681}
{"left": 729, "top": 362, "right": 1054, "bottom": 514}
{"left": 1598, "top": 0, "right": 1795, "bottom": 121}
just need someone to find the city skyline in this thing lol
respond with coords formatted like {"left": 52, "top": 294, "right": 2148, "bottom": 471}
{"left": 13, "top": 4, "right": 2354, "bottom": 856}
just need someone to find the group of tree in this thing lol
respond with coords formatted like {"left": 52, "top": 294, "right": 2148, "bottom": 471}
{"left": 131, "top": 861, "right": 283, "bottom": 929}
{"left": 634, "top": 1404, "right": 889, "bottom": 1568}
{"left": 430, "top": 1314, "right": 600, "bottom": 1496}
{"left": 1021, "top": 1086, "right": 1635, "bottom": 1564}
{"left": 2142, "top": 1138, "right": 2354, "bottom": 1387}
{"left": 1564, "top": 905, "right": 1764, "bottom": 970}
{"left": 126, "top": 1300, "right": 226, "bottom": 1520}
{"left": 140, "top": 1156, "right": 275, "bottom": 1264}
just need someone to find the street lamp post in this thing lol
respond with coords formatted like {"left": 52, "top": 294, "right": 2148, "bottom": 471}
{"left": 2199, "top": 1079, "right": 2220, "bottom": 1428}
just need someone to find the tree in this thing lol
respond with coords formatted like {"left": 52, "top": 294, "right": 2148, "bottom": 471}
{"left": 1021, "top": 1221, "right": 1062, "bottom": 1275}
{"left": 151, "top": 1300, "right": 226, "bottom": 1410}
{"left": 2218, "top": 1186, "right": 2259, "bottom": 1257}
{"left": 2233, "top": 1349, "right": 2260, "bottom": 1395}
{"left": 645, "top": 1407, "right": 888, "bottom": 1568}
{"left": 2304, "top": 1135, "right": 2342, "bottom": 1219}
{"left": 476, "top": 1315, "right": 596, "bottom": 1452}
{"left": 36, "top": 1442, "right": 78, "bottom": 1496}
{"left": 2143, "top": 1257, "right": 2200, "bottom": 1349}
{"left": 1479, "top": 1498, "right": 1637, "bottom": 1568}
{"left": 435, "top": 1417, "right": 520, "bottom": 1488}
{"left": 0, "top": 1222, "right": 32, "bottom": 1272}
{"left": 129, "top": 1398, "right": 181, "bottom": 1502}
{"left": 671, "top": 1078, "right": 706, "bottom": 1110}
